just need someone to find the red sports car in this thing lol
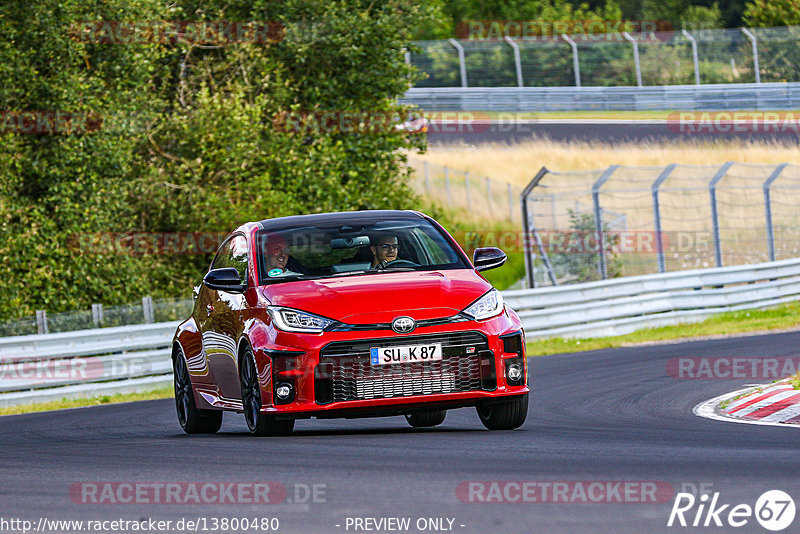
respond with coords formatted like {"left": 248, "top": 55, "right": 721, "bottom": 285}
{"left": 172, "top": 210, "right": 528, "bottom": 435}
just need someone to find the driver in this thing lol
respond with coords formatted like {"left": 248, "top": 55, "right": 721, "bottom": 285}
{"left": 263, "top": 234, "right": 302, "bottom": 277}
{"left": 370, "top": 233, "right": 398, "bottom": 269}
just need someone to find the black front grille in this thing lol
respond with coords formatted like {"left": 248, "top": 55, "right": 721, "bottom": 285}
{"left": 316, "top": 332, "right": 491, "bottom": 403}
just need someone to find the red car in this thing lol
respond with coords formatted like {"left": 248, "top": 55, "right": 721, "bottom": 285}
{"left": 172, "top": 210, "right": 528, "bottom": 436}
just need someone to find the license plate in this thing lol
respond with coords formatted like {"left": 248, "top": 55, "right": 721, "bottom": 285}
{"left": 369, "top": 343, "right": 443, "bottom": 366}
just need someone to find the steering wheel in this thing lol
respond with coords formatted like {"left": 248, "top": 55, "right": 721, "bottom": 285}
{"left": 384, "top": 259, "right": 419, "bottom": 268}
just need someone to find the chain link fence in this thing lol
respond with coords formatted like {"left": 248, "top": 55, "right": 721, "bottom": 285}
{"left": 0, "top": 297, "right": 194, "bottom": 338}
{"left": 522, "top": 162, "right": 800, "bottom": 287}
{"left": 407, "top": 158, "right": 523, "bottom": 223}
{"left": 410, "top": 26, "right": 800, "bottom": 88}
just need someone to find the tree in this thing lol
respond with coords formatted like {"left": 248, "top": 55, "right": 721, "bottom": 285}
{"left": 743, "top": 0, "right": 800, "bottom": 27}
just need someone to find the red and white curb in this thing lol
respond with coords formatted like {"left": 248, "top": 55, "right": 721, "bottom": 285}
{"left": 694, "top": 379, "right": 800, "bottom": 428}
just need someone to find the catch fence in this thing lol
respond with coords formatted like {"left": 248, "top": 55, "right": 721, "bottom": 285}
{"left": 409, "top": 26, "right": 800, "bottom": 88}
{"left": 522, "top": 162, "right": 800, "bottom": 288}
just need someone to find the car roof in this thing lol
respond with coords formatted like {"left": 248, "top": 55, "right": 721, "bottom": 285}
{"left": 256, "top": 210, "right": 426, "bottom": 231}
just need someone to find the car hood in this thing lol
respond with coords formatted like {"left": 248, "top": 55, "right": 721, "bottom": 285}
{"left": 260, "top": 269, "right": 492, "bottom": 323}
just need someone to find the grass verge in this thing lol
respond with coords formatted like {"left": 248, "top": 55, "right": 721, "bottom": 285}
{"left": 0, "top": 385, "right": 173, "bottom": 417}
{"left": 527, "top": 301, "right": 800, "bottom": 357}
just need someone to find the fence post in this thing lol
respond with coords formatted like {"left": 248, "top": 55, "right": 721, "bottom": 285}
{"left": 561, "top": 34, "right": 581, "bottom": 87}
{"left": 652, "top": 164, "right": 677, "bottom": 273}
{"left": 423, "top": 161, "right": 430, "bottom": 193}
{"left": 444, "top": 166, "right": 451, "bottom": 204}
{"left": 35, "top": 310, "right": 48, "bottom": 335}
{"left": 709, "top": 161, "right": 735, "bottom": 267}
{"left": 623, "top": 32, "right": 643, "bottom": 87}
{"left": 681, "top": 30, "right": 700, "bottom": 85}
{"left": 465, "top": 171, "right": 471, "bottom": 209}
{"left": 507, "top": 183, "right": 514, "bottom": 222}
{"left": 521, "top": 167, "right": 550, "bottom": 288}
{"left": 449, "top": 38, "right": 468, "bottom": 88}
{"left": 91, "top": 303, "right": 104, "bottom": 328}
{"left": 504, "top": 36, "right": 523, "bottom": 87}
{"left": 741, "top": 28, "right": 761, "bottom": 84}
{"left": 593, "top": 165, "right": 620, "bottom": 280}
{"left": 764, "top": 163, "right": 789, "bottom": 262}
{"left": 142, "top": 296, "right": 154, "bottom": 324}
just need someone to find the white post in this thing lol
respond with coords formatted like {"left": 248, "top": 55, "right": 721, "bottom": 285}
{"left": 504, "top": 36, "right": 523, "bottom": 87}
{"left": 449, "top": 38, "right": 468, "bottom": 88}
{"left": 623, "top": 32, "right": 642, "bottom": 87}
{"left": 561, "top": 34, "right": 581, "bottom": 87}
{"left": 681, "top": 29, "right": 700, "bottom": 85}
{"left": 741, "top": 28, "right": 761, "bottom": 84}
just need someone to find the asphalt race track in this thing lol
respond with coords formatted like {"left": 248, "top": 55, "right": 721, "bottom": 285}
{"left": 427, "top": 120, "right": 800, "bottom": 145}
{"left": 2, "top": 332, "right": 800, "bottom": 534}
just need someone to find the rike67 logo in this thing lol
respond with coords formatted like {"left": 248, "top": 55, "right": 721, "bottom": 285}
{"left": 668, "top": 490, "right": 795, "bottom": 531}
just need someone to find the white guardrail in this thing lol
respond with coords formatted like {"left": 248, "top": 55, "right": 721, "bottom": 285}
{"left": 2, "top": 258, "right": 800, "bottom": 406}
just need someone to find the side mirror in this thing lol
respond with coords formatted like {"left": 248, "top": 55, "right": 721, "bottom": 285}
{"left": 203, "top": 267, "right": 246, "bottom": 293}
{"left": 473, "top": 247, "right": 507, "bottom": 272}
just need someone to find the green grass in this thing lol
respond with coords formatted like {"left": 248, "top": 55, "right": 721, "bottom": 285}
{"left": 527, "top": 301, "right": 800, "bottom": 356}
{"left": 0, "top": 385, "right": 173, "bottom": 416}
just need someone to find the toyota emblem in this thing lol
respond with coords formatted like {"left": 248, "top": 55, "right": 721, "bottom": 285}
{"left": 391, "top": 316, "right": 416, "bottom": 333}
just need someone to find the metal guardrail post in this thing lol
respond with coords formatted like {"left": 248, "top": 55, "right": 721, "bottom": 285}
{"left": 449, "top": 38, "right": 468, "bottom": 88}
{"left": 423, "top": 161, "right": 430, "bottom": 193}
{"left": 652, "top": 164, "right": 677, "bottom": 273}
{"left": 623, "top": 32, "right": 643, "bottom": 87}
{"left": 444, "top": 166, "right": 451, "bottom": 203}
{"left": 741, "top": 28, "right": 761, "bottom": 84}
{"left": 142, "top": 296, "right": 154, "bottom": 324}
{"left": 764, "top": 163, "right": 789, "bottom": 262}
{"left": 561, "top": 34, "right": 581, "bottom": 87}
{"left": 465, "top": 171, "right": 471, "bottom": 209}
{"left": 681, "top": 30, "right": 700, "bottom": 85}
{"left": 521, "top": 167, "right": 550, "bottom": 288}
{"left": 593, "top": 165, "right": 620, "bottom": 280}
{"left": 92, "top": 303, "right": 104, "bottom": 328}
{"left": 35, "top": 310, "right": 48, "bottom": 335}
{"left": 709, "top": 162, "right": 735, "bottom": 268}
{"left": 504, "top": 36, "right": 523, "bottom": 87}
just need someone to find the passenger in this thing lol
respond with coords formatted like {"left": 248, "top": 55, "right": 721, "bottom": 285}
{"left": 370, "top": 233, "right": 398, "bottom": 269}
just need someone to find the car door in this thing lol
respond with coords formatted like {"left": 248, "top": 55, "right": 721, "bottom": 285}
{"left": 199, "top": 233, "right": 249, "bottom": 402}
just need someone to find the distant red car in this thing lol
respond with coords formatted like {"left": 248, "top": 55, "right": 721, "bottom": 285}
{"left": 172, "top": 210, "right": 528, "bottom": 436}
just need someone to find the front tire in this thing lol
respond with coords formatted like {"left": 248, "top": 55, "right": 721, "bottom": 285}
{"left": 476, "top": 394, "right": 528, "bottom": 430}
{"left": 405, "top": 410, "right": 447, "bottom": 428}
{"left": 173, "top": 346, "right": 222, "bottom": 434}
{"left": 240, "top": 345, "right": 294, "bottom": 437}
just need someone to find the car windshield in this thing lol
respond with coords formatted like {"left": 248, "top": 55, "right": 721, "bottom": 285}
{"left": 256, "top": 217, "right": 469, "bottom": 284}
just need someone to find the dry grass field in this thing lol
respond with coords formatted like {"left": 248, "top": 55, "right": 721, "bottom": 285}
{"left": 408, "top": 138, "right": 800, "bottom": 186}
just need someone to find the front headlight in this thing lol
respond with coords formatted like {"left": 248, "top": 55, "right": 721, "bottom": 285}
{"left": 268, "top": 306, "right": 335, "bottom": 333}
{"left": 461, "top": 289, "right": 504, "bottom": 321}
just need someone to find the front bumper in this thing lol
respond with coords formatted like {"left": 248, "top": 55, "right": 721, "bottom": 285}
{"left": 252, "top": 310, "right": 528, "bottom": 417}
